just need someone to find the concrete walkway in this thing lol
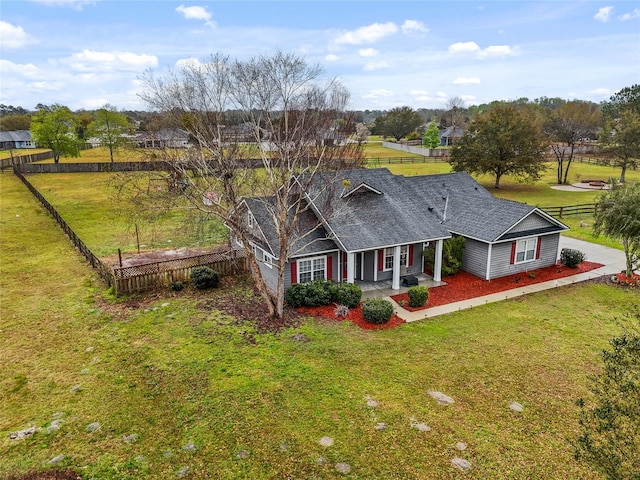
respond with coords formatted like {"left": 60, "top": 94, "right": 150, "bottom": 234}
{"left": 384, "top": 237, "right": 627, "bottom": 322}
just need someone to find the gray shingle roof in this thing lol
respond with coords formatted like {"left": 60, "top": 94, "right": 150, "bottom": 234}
{"left": 0, "top": 130, "right": 32, "bottom": 142}
{"left": 243, "top": 168, "right": 567, "bottom": 258}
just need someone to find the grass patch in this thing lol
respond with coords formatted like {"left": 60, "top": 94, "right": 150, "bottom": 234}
{"left": 1, "top": 172, "right": 638, "bottom": 478}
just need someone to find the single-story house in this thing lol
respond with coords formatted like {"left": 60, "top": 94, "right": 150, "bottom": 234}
{"left": 0, "top": 130, "right": 35, "bottom": 150}
{"left": 439, "top": 126, "right": 464, "bottom": 146}
{"left": 235, "top": 168, "right": 568, "bottom": 293}
{"left": 135, "top": 128, "right": 192, "bottom": 149}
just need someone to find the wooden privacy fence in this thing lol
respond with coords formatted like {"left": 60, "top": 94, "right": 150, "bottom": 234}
{"left": 544, "top": 203, "right": 597, "bottom": 218}
{"left": 112, "top": 250, "right": 248, "bottom": 295}
{"left": 1, "top": 151, "right": 54, "bottom": 169}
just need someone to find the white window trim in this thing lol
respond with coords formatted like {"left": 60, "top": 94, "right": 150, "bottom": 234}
{"left": 247, "top": 211, "right": 255, "bottom": 228}
{"left": 515, "top": 238, "right": 537, "bottom": 264}
{"left": 297, "top": 255, "right": 327, "bottom": 283}
{"left": 383, "top": 246, "right": 408, "bottom": 272}
{"left": 263, "top": 253, "right": 274, "bottom": 269}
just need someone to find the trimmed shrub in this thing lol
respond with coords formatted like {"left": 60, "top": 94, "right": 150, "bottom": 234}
{"left": 407, "top": 285, "right": 429, "bottom": 307}
{"left": 362, "top": 298, "right": 394, "bottom": 324}
{"left": 285, "top": 280, "right": 338, "bottom": 308}
{"left": 560, "top": 248, "right": 585, "bottom": 268}
{"left": 303, "top": 279, "right": 334, "bottom": 307}
{"left": 285, "top": 283, "right": 308, "bottom": 308}
{"left": 170, "top": 280, "right": 184, "bottom": 291}
{"left": 335, "top": 283, "right": 362, "bottom": 308}
{"left": 190, "top": 266, "right": 220, "bottom": 290}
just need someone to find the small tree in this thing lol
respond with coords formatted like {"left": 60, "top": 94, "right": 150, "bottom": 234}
{"left": 593, "top": 183, "right": 640, "bottom": 277}
{"left": 354, "top": 122, "right": 371, "bottom": 145}
{"left": 543, "top": 101, "right": 603, "bottom": 184}
{"left": 450, "top": 104, "right": 547, "bottom": 189}
{"left": 30, "top": 104, "right": 81, "bottom": 163}
{"left": 600, "top": 110, "right": 640, "bottom": 184}
{"left": 575, "top": 310, "right": 640, "bottom": 479}
{"left": 422, "top": 118, "right": 440, "bottom": 148}
{"left": 87, "top": 104, "right": 133, "bottom": 163}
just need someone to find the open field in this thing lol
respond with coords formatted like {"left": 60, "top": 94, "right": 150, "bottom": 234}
{"left": 2, "top": 172, "right": 638, "bottom": 479}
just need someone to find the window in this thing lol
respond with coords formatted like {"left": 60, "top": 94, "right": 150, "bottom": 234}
{"left": 298, "top": 256, "right": 326, "bottom": 283}
{"left": 383, "top": 246, "right": 408, "bottom": 271}
{"left": 263, "top": 253, "right": 273, "bottom": 269}
{"left": 515, "top": 238, "right": 537, "bottom": 263}
{"left": 247, "top": 211, "right": 255, "bottom": 228}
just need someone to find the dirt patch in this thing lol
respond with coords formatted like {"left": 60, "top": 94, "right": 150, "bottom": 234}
{"left": 101, "top": 245, "right": 227, "bottom": 268}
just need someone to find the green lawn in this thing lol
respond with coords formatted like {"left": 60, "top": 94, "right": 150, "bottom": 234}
{"left": 1, "top": 172, "right": 637, "bottom": 479}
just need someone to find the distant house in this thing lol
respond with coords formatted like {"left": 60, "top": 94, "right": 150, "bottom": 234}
{"left": 0, "top": 130, "right": 35, "bottom": 150}
{"left": 135, "top": 128, "right": 192, "bottom": 148}
{"left": 439, "top": 126, "right": 464, "bottom": 146}
{"left": 233, "top": 168, "right": 569, "bottom": 293}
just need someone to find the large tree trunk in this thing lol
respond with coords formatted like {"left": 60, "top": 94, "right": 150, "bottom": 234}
{"left": 246, "top": 254, "right": 277, "bottom": 318}
{"left": 494, "top": 172, "right": 502, "bottom": 189}
{"left": 562, "top": 143, "right": 576, "bottom": 184}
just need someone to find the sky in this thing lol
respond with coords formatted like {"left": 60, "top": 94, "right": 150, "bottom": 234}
{"left": 1, "top": 0, "right": 639, "bottom": 112}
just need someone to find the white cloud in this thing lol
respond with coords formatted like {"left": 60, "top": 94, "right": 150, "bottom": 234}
{"left": 176, "top": 4, "right": 216, "bottom": 27}
{"left": 448, "top": 41, "right": 481, "bottom": 54}
{"left": 478, "top": 45, "right": 517, "bottom": 58}
{"left": 586, "top": 87, "right": 611, "bottom": 97}
{"left": 335, "top": 22, "right": 398, "bottom": 45}
{"left": 0, "top": 21, "right": 37, "bottom": 50}
{"left": 619, "top": 8, "right": 640, "bottom": 20}
{"left": 358, "top": 48, "right": 378, "bottom": 57}
{"left": 594, "top": 6, "right": 613, "bottom": 22}
{"left": 401, "top": 20, "right": 428, "bottom": 34}
{"left": 363, "top": 61, "right": 390, "bottom": 71}
{"left": 176, "top": 57, "right": 203, "bottom": 69}
{"left": 453, "top": 77, "right": 481, "bottom": 85}
{"left": 62, "top": 49, "right": 158, "bottom": 72}
{"left": 449, "top": 41, "right": 516, "bottom": 58}
{"left": 362, "top": 89, "right": 394, "bottom": 99}
{"left": 325, "top": 54, "right": 339, "bottom": 62}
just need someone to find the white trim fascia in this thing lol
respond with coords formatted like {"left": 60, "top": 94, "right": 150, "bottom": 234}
{"left": 238, "top": 198, "right": 275, "bottom": 257}
{"left": 302, "top": 191, "right": 349, "bottom": 253}
{"left": 494, "top": 209, "right": 569, "bottom": 242}
{"left": 289, "top": 248, "right": 340, "bottom": 260}
{"left": 340, "top": 182, "right": 383, "bottom": 198}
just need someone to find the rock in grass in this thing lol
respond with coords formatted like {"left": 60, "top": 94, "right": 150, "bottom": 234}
{"left": 46, "top": 419, "right": 63, "bottom": 434}
{"left": 427, "top": 390, "right": 454, "bottom": 405}
{"left": 9, "top": 427, "right": 35, "bottom": 440}
{"left": 183, "top": 442, "right": 197, "bottom": 452}
{"left": 85, "top": 422, "right": 100, "bottom": 433}
{"left": 509, "top": 401, "right": 524, "bottom": 412}
{"left": 374, "top": 422, "right": 387, "bottom": 431}
{"left": 335, "top": 462, "right": 351, "bottom": 474}
{"left": 123, "top": 433, "right": 138, "bottom": 443}
{"left": 456, "top": 442, "right": 467, "bottom": 451}
{"left": 452, "top": 457, "right": 472, "bottom": 471}
{"left": 319, "top": 436, "right": 334, "bottom": 447}
{"left": 176, "top": 466, "right": 190, "bottom": 478}
{"left": 49, "top": 454, "right": 65, "bottom": 465}
{"left": 236, "top": 449, "right": 250, "bottom": 459}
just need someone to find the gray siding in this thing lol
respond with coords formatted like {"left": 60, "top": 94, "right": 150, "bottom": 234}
{"left": 489, "top": 234, "right": 561, "bottom": 279}
{"left": 461, "top": 238, "right": 489, "bottom": 278}
{"left": 506, "top": 212, "right": 553, "bottom": 235}
{"left": 256, "top": 259, "right": 279, "bottom": 294}
{"left": 283, "top": 251, "right": 338, "bottom": 291}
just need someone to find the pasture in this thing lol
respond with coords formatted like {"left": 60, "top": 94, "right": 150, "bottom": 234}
{"left": 1, "top": 172, "right": 638, "bottom": 479}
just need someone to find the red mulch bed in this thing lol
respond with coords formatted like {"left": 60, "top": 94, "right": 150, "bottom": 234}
{"left": 391, "top": 261, "right": 605, "bottom": 311}
{"left": 297, "top": 304, "right": 405, "bottom": 330}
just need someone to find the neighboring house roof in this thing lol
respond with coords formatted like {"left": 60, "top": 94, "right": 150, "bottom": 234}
{"left": 440, "top": 126, "right": 464, "bottom": 138}
{"left": 0, "top": 130, "right": 32, "bottom": 142}
{"left": 242, "top": 168, "right": 567, "bottom": 259}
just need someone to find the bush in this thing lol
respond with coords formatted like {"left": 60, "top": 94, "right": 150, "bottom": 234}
{"left": 285, "top": 280, "right": 337, "bottom": 308}
{"left": 334, "top": 304, "right": 350, "bottom": 318}
{"left": 362, "top": 298, "right": 394, "bottom": 324}
{"left": 170, "top": 280, "right": 184, "bottom": 291}
{"left": 407, "top": 285, "right": 429, "bottom": 307}
{"left": 335, "top": 283, "right": 362, "bottom": 308}
{"left": 561, "top": 248, "right": 585, "bottom": 268}
{"left": 190, "top": 266, "right": 220, "bottom": 290}
{"left": 423, "top": 236, "right": 466, "bottom": 276}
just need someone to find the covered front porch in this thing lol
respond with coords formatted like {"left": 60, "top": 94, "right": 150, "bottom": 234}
{"left": 357, "top": 273, "right": 447, "bottom": 300}
{"left": 340, "top": 239, "right": 446, "bottom": 291}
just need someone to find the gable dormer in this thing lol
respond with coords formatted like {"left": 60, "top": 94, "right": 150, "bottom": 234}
{"left": 340, "top": 181, "right": 383, "bottom": 199}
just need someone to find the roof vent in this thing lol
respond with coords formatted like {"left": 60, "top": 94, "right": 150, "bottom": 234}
{"left": 427, "top": 207, "right": 434, "bottom": 212}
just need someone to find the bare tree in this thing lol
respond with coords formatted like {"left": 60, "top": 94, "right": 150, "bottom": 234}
{"left": 136, "top": 52, "right": 362, "bottom": 318}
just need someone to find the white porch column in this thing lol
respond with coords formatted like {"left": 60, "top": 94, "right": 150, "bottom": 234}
{"left": 374, "top": 249, "right": 379, "bottom": 281}
{"left": 346, "top": 251, "right": 355, "bottom": 284}
{"left": 392, "top": 245, "right": 401, "bottom": 290}
{"left": 433, "top": 239, "right": 444, "bottom": 282}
